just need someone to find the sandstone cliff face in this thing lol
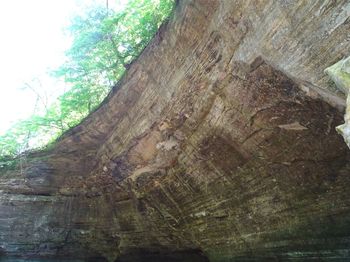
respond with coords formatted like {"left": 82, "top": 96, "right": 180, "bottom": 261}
{"left": 1, "top": 1, "right": 350, "bottom": 261}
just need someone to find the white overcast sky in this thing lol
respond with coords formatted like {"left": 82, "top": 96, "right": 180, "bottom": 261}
{"left": 0, "top": 0, "right": 124, "bottom": 135}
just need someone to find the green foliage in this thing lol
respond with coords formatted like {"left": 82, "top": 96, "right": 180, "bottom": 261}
{"left": 0, "top": 156, "right": 20, "bottom": 171}
{"left": 0, "top": 0, "right": 175, "bottom": 159}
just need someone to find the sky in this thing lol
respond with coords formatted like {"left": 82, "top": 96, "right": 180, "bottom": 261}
{"left": 0, "top": 0, "right": 125, "bottom": 135}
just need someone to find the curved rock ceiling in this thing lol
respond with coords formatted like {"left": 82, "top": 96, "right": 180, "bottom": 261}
{"left": 1, "top": 0, "right": 350, "bottom": 261}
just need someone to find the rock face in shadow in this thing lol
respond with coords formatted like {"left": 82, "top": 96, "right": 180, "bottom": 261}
{"left": 114, "top": 250, "right": 209, "bottom": 262}
{"left": 1, "top": 0, "right": 350, "bottom": 261}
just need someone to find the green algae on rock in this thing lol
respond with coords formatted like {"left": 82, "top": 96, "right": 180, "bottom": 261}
{"left": 325, "top": 56, "right": 350, "bottom": 148}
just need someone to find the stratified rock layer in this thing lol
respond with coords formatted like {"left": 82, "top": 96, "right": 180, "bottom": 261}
{"left": 1, "top": 1, "right": 350, "bottom": 261}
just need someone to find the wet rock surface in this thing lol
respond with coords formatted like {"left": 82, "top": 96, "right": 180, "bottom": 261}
{"left": 1, "top": 0, "right": 350, "bottom": 261}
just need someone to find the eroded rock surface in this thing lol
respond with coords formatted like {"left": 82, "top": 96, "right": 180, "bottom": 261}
{"left": 1, "top": 0, "right": 350, "bottom": 261}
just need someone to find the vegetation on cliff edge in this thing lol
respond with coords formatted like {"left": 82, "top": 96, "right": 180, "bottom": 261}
{"left": 0, "top": 0, "right": 174, "bottom": 166}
